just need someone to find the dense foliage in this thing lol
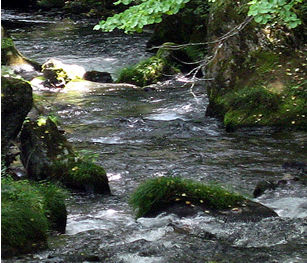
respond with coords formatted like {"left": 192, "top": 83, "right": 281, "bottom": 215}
{"left": 248, "top": 0, "right": 303, "bottom": 28}
{"left": 94, "top": 0, "right": 304, "bottom": 33}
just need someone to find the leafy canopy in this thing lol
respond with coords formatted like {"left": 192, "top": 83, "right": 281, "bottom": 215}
{"left": 248, "top": 0, "right": 303, "bottom": 28}
{"left": 94, "top": 0, "right": 190, "bottom": 33}
{"left": 94, "top": 0, "right": 303, "bottom": 33}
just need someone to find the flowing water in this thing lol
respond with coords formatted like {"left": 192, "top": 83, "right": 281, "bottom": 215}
{"left": 2, "top": 10, "right": 307, "bottom": 263}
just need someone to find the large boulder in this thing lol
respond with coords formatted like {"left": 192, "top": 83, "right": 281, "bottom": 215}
{"left": 20, "top": 117, "right": 74, "bottom": 181}
{"left": 1, "top": 77, "right": 33, "bottom": 153}
{"left": 205, "top": 0, "right": 307, "bottom": 131}
{"left": 20, "top": 118, "right": 110, "bottom": 194}
{"left": 130, "top": 176, "right": 277, "bottom": 222}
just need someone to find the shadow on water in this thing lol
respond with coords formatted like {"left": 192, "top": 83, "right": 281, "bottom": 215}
{"left": 2, "top": 9, "right": 307, "bottom": 263}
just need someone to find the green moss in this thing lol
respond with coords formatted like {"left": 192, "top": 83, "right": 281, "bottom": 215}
{"left": 129, "top": 176, "right": 245, "bottom": 218}
{"left": 52, "top": 154, "right": 110, "bottom": 194}
{"left": 216, "top": 83, "right": 307, "bottom": 129}
{"left": 219, "top": 86, "right": 280, "bottom": 111}
{"left": 1, "top": 177, "right": 48, "bottom": 257}
{"left": 1, "top": 38, "right": 14, "bottom": 49}
{"left": 249, "top": 51, "right": 280, "bottom": 75}
{"left": 37, "top": 182, "right": 67, "bottom": 233}
{"left": 117, "top": 55, "right": 178, "bottom": 86}
{"left": 1, "top": 177, "right": 68, "bottom": 257}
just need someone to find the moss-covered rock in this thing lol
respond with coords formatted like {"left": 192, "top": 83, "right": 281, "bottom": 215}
{"left": 117, "top": 55, "right": 179, "bottom": 87}
{"left": 20, "top": 117, "right": 74, "bottom": 181}
{"left": 129, "top": 176, "right": 277, "bottom": 221}
{"left": 20, "top": 117, "right": 110, "bottom": 194}
{"left": 205, "top": 0, "right": 307, "bottom": 130}
{"left": 52, "top": 157, "right": 110, "bottom": 194}
{"left": 1, "top": 177, "right": 67, "bottom": 258}
{"left": 1, "top": 31, "right": 41, "bottom": 72}
{"left": 1, "top": 77, "right": 33, "bottom": 153}
{"left": 42, "top": 58, "right": 86, "bottom": 88}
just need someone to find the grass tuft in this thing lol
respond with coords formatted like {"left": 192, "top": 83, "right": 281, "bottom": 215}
{"left": 129, "top": 176, "right": 245, "bottom": 218}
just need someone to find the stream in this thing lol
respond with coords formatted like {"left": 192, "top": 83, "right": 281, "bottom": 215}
{"left": 2, "top": 10, "right": 307, "bottom": 263}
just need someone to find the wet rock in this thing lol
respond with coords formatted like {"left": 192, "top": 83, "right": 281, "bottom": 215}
{"left": 1, "top": 77, "right": 33, "bottom": 152}
{"left": 116, "top": 55, "right": 179, "bottom": 87}
{"left": 277, "top": 173, "right": 299, "bottom": 185}
{"left": 83, "top": 70, "right": 113, "bottom": 83}
{"left": 42, "top": 58, "right": 85, "bottom": 88}
{"left": 20, "top": 117, "right": 110, "bottom": 194}
{"left": 253, "top": 161, "right": 306, "bottom": 198}
{"left": 2, "top": 30, "right": 41, "bottom": 79}
{"left": 131, "top": 176, "right": 277, "bottom": 222}
{"left": 147, "top": 200, "right": 277, "bottom": 222}
{"left": 282, "top": 161, "right": 306, "bottom": 174}
{"left": 253, "top": 180, "right": 276, "bottom": 198}
{"left": 218, "top": 200, "right": 278, "bottom": 222}
{"left": 20, "top": 118, "right": 73, "bottom": 181}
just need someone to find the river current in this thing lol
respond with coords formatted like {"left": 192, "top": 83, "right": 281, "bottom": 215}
{"left": 2, "top": 10, "right": 307, "bottom": 263}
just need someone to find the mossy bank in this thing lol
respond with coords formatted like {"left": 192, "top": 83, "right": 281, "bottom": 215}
{"left": 205, "top": 0, "right": 307, "bottom": 131}
{"left": 1, "top": 177, "right": 67, "bottom": 258}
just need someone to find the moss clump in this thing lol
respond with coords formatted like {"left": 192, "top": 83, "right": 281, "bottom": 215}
{"left": 117, "top": 55, "right": 178, "bottom": 86}
{"left": 1, "top": 177, "right": 67, "bottom": 258}
{"left": 214, "top": 82, "right": 307, "bottom": 130}
{"left": 52, "top": 155, "right": 110, "bottom": 194}
{"left": 38, "top": 182, "right": 67, "bottom": 233}
{"left": 129, "top": 176, "right": 245, "bottom": 218}
{"left": 219, "top": 86, "right": 280, "bottom": 112}
{"left": 1, "top": 38, "right": 14, "bottom": 49}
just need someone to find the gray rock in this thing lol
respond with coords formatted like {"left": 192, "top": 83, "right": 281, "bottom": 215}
{"left": 1, "top": 77, "right": 33, "bottom": 153}
{"left": 83, "top": 70, "right": 113, "bottom": 83}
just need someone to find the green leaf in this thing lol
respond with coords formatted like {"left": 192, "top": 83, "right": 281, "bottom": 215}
{"left": 93, "top": 25, "right": 100, "bottom": 30}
